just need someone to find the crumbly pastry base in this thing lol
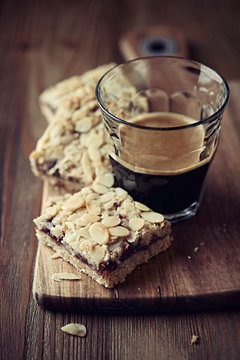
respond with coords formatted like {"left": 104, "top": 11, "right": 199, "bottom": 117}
{"left": 36, "top": 230, "right": 173, "bottom": 288}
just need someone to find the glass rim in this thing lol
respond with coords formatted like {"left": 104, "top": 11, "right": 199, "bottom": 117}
{"left": 95, "top": 56, "right": 230, "bottom": 131}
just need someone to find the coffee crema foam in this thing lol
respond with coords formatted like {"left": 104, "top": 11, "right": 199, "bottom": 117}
{"left": 111, "top": 112, "right": 212, "bottom": 176}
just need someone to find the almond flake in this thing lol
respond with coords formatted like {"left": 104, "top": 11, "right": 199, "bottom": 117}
{"left": 81, "top": 213, "right": 100, "bottom": 224}
{"left": 86, "top": 133, "right": 104, "bottom": 148}
{"left": 78, "top": 228, "right": 90, "bottom": 238}
{"left": 75, "top": 217, "right": 88, "bottom": 227}
{"left": 109, "top": 226, "right": 130, "bottom": 237}
{"left": 62, "top": 193, "right": 85, "bottom": 211}
{"left": 92, "top": 183, "right": 108, "bottom": 194}
{"left": 61, "top": 323, "right": 87, "bottom": 337}
{"left": 126, "top": 232, "right": 136, "bottom": 243}
{"left": 64, "top": 231, "right": 81, "bottom": 244}
{"left": 129, "top": 218, "right": 145, "bottom": 231}
{"left": 45, "top": 205, "right": 58, "bottom": 217}
{"left": 80, "top": 239, "right": 94, "bottom": 252}
{"left": 81, "top": 151, "right": 94, "bottom": 180}
{"left": 135, "top": 202, "right": 150, "bottom": 212}
{"left": 89, "top": 222, "right": 109, "bottom": 244}
{"left": 52, "top": 273, "right": 81, "bottom": 282}
{"left": 88, "top": 145, "right": 101, "bottom": 162}
{"left": 141, "top": 211, "right": 164, "bottom": 223}
{"left": 89, "top": 245, "right": 106, "bottom": 263}
{"left": 86, "top": 193, "right": 98, "bottom": 202}
{"left": 103, "top": 200, "right": 115, "bottom": 210}
{"left": 86, "top": 200, "right": 101, "bottom": 215}
{"left": 51, "top": 226, "right": 63, "bottom": 238}
{"left": 123, "top": 200, "right": 135, "bottom": 213}
{"left": 95, "top": 173, "right": 114, "bottom": 188}
{"left": 100, "top": 192, "right": 114, "bottom": 203}
{"left": 75, "top": 116, "right": 92, "bottom": 133}
{"left": 102, "top": 216, "right": 121, "bottom": 227}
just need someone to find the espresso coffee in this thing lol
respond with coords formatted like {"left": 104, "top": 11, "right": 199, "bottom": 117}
{"left": 109, "top": 112, "right": 213, "bottom": 216}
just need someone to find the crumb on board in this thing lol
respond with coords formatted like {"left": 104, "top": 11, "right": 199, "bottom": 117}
{"left": 187, "top": 256, "right": 192, "bottom": 260}
{"left": 191, "top": 334, "right": 199, "bottom": 345}
{"left": 194, "top": 246, "right": 199, "bottom": 253}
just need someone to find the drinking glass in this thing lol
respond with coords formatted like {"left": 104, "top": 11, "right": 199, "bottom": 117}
{"left": 96, "top": 57, "right": 229, "bottom": 222}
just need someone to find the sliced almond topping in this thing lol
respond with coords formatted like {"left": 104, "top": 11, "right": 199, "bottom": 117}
{"left": 92, "top": 183, "right": 108, "bottom": 194}
{"left": 89, "top": 245, "right": 106, "bottom": 264}
{"left": 52, "top": 273, "right": 81, "bottom": 282}
{"left": 141, "top": 211, "right": 164, "bottom": 223}
{"left": 86, "top": 193, "right": 98, "bottom": 202}
{"left": 89, "top": 222, "right": 109, "bottom": 244}
{"left": 64, "top": 231, "right": 80, "bottom": 244}
{"left": 95, "top": 173, "right": 114, "bottom": 188}
{"left": 65, "top": 221, "right": 75, "bottom": 232}
{"left": 86, "top": 200, "right": 101, "bottom": 215}
{"left": 102, "top": 216, "right": 121, "bottom": 227}
{"left": 62, "top": 193, "right": 85, "bottom": 212}
{"left": 51, "top": 226, "right": 63, "bottom": 238}
{"left": 78, "top": 228, "right": 90, "bottom": 238}
{"left": 129, "top": 217, "right": 145, "bottom": 231}
{"left": 103, "top": 200, "right": 115, "bottom": 210}
{"left": 109, "top": 226, "right": 130, "bottom": 237}
{"left": 100, "top": 192, "right": 114, "bottom": 203}
{"left": 68, "top": 212, "right": 83, "bottom": 221}
{"left": 75, "top": 116, "right": 92, "bottom": 133}
{"left": 135, "top": 201, "right": 150, "bottom": 212}
{"left": 45, "top": 205, "right": 58, "bottom": 218}
{"left": 95, "top": 161, "right": 110, "bottom": 176}
{"left": 88, "top": 145, "right": 101, "bottom": 162}
{"left": 81, "top": 151, "right": 94, "bottom": 181}
{"left": 61, "top": 323, "right": 87, "bottom": 337}
{"left": 75, "top": 217, "right": 88, "bottom": 227}
{"left": 126, "top": 231, "right": 137, "bottom": 243}
{"left": 79, "top": 239, "right": 94, "bottom": 252}
{"left": 81, "top": 213, "right": 100, "bottom": 224}
{"left": 86, "top": 133, "right": 104, "bottom": 148}
{"left": 123, "top": 200, "right": 135, "bottom": 213}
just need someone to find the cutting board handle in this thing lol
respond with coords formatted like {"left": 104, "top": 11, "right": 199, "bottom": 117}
{"left": 119, "top": 25, "right": 188, "bottom": 61}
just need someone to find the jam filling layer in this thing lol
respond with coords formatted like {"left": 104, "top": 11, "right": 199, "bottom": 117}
{"left": 40, "top": 223, "right": 169, "bottom": 276}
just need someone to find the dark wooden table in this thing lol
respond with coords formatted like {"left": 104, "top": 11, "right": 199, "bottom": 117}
{"left": 1, "top": 0, "right": 240, "bottom": 359}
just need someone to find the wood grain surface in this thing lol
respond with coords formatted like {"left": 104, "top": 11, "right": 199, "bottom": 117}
{"left": 1, "top": 0, "right": 240, "bottom": 359}
{"left": 33, "top": 91, "right": 240, "bottom": 314}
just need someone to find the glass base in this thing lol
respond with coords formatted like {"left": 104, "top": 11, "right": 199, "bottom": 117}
{"left": 163, "top": 201, "right": 200, "bottom": 224}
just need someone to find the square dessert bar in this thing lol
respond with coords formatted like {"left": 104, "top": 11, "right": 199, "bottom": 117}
{"left": 39, "top": 63, "right": 116, "bottom": 122}
{"left": 30, "top": 84, "right": 149, "bottom": 193}
{"left": 34, "top": 183, "right": 173, "bottom": 288}
{"left": 30, "top": 100, "right": 112, "bottom": 192}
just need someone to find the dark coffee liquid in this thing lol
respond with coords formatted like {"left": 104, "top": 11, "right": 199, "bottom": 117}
{"left": 109, "top": 112, "right": 212, "bottom": 215}
{"left": 110, "top": 155, "right": 210, "bottom": 214}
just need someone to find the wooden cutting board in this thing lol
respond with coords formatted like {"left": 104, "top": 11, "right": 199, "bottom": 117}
{"left": 32, "top": 81, "right": 240, "bottom": 314}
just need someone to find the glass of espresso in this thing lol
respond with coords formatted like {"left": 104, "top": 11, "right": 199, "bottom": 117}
{"left": 96, "top": 57, "right": 229, "bottom": 222}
